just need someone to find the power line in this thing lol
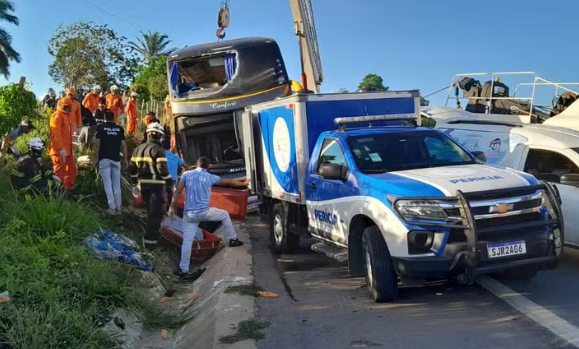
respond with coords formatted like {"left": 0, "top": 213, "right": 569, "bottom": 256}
{"left": 78, "top": 0, "right": 143, "bottom": 32}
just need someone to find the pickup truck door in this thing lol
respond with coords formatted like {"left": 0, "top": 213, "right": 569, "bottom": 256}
{"left": 304, "top": 137, "right": 352, "bottom": 245}
{"left": 497, "top": 143, "right": 529, "bottom": 169}
{"left": 516, "top": 146, "right": 579, "bottom": 248}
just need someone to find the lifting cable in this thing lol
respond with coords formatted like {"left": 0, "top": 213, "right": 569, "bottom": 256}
{"left": 216, "top": 0, "right": 231, "bottom": 40}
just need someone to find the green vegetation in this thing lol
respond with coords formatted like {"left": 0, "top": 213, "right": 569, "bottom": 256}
{"left": 358, "top": 73, "right": 389, "bottom": 91}
{"left": 47, "top": 22, "right": 139, "bottom": 91}
{"left": 219, "top": 318, "right": 270, "bottom": 344}
{"left": 0, "top": 83, "right": 39, "bottom": 136}
{"left": 128, "top": 31, "right": 175, "bottom": 63}
{"left": 0, "top": 0, "right": 20, "bottom": 78}
{"left": 134, "top": 55, "right": 169, "bottom": 101}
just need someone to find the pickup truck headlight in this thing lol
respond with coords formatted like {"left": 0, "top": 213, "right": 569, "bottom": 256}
{"left": 394, "top": 200, "right": 447, "bottom": 220}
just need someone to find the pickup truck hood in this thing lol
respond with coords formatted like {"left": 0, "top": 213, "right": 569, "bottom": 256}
{"left": 387, "top": 164, "right": 537, "bottom": 196}
{"left": 367, "top": 165, "right": 538, "bottom": 196}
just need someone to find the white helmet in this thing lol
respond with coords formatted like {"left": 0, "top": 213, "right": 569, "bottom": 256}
{"left": 110, "top": 85, "right": 119, "bottom": 92}
{"left": 146, "top": 122, "right": 164, "bottom": 135}
{"left": 93, "top": 85, "right": 101, "bottom": 92}
{"left": 27, "top": 137, "right": 44, "bottom": 151}
{"left": 130, "top": 92, "right": 139, "bottom": 98}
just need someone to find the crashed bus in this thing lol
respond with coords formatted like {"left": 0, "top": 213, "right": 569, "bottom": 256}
{"left": 167, "top": 37, "right": 291, "bottom": 179}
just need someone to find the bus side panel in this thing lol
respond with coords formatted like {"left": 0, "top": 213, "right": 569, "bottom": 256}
{"left": 257, "top": 105, "right": 300, "bottom": 203}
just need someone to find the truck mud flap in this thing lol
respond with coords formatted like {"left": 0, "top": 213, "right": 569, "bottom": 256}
{"left": 456, "top": 183, "right": 564, "bottom": 284}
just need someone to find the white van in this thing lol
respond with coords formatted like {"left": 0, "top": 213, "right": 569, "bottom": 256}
{"left": 421, "top": 107, "right": 579, "bottom": 248}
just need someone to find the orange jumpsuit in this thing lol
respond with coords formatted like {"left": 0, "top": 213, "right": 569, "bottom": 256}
{"left": 82, "top": 92, "right": 101, "bottom": 113}
{"left": 106, "top": 93, "right": 125, "bottom": 124}
{"left": 48, "top": 101, "right": 77, "bottom": 190}
{"left": 70, "top": 98, "right": 82, "bottom": 130}
{"left": 126, "top": 99, "right": 138, "bottom": 134}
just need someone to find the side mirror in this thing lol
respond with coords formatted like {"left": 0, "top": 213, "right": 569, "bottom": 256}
{"left": 559, "top": 173, "right": 579, "bottom": 187}
{"left": 319, "top": 163, "right": 346, "bottom": 181}
{"left": 472, "top": 151, "right": 487, "bottom": 163}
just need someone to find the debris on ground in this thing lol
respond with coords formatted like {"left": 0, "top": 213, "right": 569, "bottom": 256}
{"left": 0, "top": 291, "right": 10, "bottom": 303}
{"left": 114, "top": 317, "right": 126, "bottom": 330}
{"left": 219, "top": 318, "right": 270, "bottom": 344}
{"left": 258, "top": 291, "right": 278, "bottom": 298}
{"left": 161, "top": 329, "right": 168, "bottom": 340}
{"left": 224, "top": 284, "right": 264, "bottom": 297}
{"left": 86, "top": 228, "right": 153, "bottom": 271}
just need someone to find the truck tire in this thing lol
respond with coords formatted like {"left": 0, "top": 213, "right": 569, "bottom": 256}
{"left": 362, "top": 225, "right": 398, "bottom": 302}
{"left": 270, "top": 203, "right": 300, "bottom": 254}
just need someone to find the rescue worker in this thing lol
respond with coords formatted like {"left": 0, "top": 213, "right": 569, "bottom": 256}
{"left": 141, "top": 112, "right": 157, "bottom": 143}
{"left": 78, "top": 104, "right": 97, "bottom": 148}
{"left": 163, "top": 139, "right": 187, "bottom": 210}
{"left": 129, "top": 122, "right": 174, "bottom": 248}
{"left": 83, "top": 85, "right": 102, "bottom": 113}
{"left": 42, "top": 88, "right": 57, "bottom": 111}
{"left": 10, "top": 137, "right": 59, "bottom": 193}
{"left": 66, "top": 88, "right": 82, "bottom": 134}
{"left": 106, "top": 85, "right": 125, "bottom": 125}
{"left": 48, "top": 97, "right": 77, "bottom": 190}
{"left": 168, "top": 156, "right": 248, "bottom": 278}
{"left": 94, "top": 101, "right": 110, "bottom": 125}
{"left": 126, "top": 92, "right": 139, "bottom": 134}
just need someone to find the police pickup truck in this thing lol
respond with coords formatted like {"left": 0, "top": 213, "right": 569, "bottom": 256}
{"left": 241, "top": 91, "right": 563, "bottom": 302}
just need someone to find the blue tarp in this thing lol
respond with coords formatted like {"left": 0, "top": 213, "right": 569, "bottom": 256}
{"left": 86, "top": 229, "right": 153, "bottom": 272}
{"left": 169, "top": 62, "right": 180, "bottom": 98}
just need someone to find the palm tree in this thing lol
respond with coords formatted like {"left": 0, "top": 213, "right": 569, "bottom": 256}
{"left": 0, "top": 0, "right": 20, "bottom": 78}
{"left": 128, "top": 31, "right": 175, "bottom": 62}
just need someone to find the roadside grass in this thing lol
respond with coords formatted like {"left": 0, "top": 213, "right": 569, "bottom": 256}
{"left": 224, "top": 284, "right": 264, "bottom": 297}
{"left": 219, "top": 318, "right": 270, "bottom": 344}
{"left": 0, "top": 173, "right": 192, "bottom": 348}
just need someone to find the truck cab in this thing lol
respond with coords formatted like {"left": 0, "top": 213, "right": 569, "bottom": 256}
{"left": 243, "top": 91, "right": 563, "bottom": 302}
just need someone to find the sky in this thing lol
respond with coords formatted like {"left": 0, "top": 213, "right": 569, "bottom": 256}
{"left": 3, "top": 0, "right": 579, "bottom": 107}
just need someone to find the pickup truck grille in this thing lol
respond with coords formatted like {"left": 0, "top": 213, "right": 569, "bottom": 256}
{"left": 447, "top": 212, "right": 544, "bottom": 243}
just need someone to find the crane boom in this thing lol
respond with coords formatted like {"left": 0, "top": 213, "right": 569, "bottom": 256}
{"left": 289, "top": 0, "right": 323, "bottom": 93}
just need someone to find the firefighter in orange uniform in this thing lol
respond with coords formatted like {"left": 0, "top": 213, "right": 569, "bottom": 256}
{"left": 106, "top": 85, "right": 125, "bottom": 125}
{"left": 126, "top": 92, "right": 139, "bottom": 134}
{"left": 66, "top": 88, "right": 82, "bottom": 134}
{"left": 48, "top": 97, "right": 77, "bottom": 190}
{"left": 83, "top": 85, "right": 102, "bottom": 113}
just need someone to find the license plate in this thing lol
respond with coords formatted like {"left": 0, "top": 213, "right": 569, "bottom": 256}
{"left": 487, "top": 241, "right": 526, "bottom": 259}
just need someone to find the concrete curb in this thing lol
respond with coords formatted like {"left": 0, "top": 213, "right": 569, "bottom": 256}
{"left": 130, "top": 222, "right": 257, "bottom": 349}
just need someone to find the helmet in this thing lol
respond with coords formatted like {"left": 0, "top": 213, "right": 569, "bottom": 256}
{"left": 59, "top": 90, "right": 65, "bottom": 97}
{"left": 58, "top": 97, "right": 73, "bottom": 108}
{"left": 130, "top": 92, "right": 139, "bottom": 98}
{"left": 93, "top": 85, "right": 101, "bottom": 92}
{"left": 146, "top": 122, "right": 164, "bottom": 135}
{"left": 111, "top": 85, "right": 119, "bottom": 92}
{"left": 27, "top": 137, "right": 44, "bottom": 151}
{"left": 48, "top": 88, "right": 55, "bottom": 93}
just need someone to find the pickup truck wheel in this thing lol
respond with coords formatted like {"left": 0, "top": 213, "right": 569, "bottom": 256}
{"left": 270, "top": 203, "right": 299, "bottom": 254}
{"left": 362, "top": 225, "right": 398, "bottom": 302}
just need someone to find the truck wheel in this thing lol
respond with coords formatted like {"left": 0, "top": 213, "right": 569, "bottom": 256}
{"left": 362, "top": 225, "right": 398, "bottom": 302}
{"left": 270, "top": 203, "right": 299, "bottom": 254}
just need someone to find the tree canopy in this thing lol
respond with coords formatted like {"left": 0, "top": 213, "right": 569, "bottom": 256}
{"left": 133, "top": 55, "right": 168, "bottom": 101}
{"left": 0, "top": 83, "right": 38, "bottom": 136}
{"left": 0, "top": 0, "right": 20, "bottom": 78}
{"left": 128, "top": 31, "right": 175, "bottom": 62}
{"left": 358, "top": 74, "right": 388, "bottom": 91}
{"left": 48, "top": 22, "right": 139, "bottom": 91}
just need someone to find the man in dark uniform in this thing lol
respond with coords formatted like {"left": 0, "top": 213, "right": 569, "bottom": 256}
{"left": 10, "top": 137, "right": 58, "bottom": 193}
{"left": 129, "top": 122, "right": 174, "bottom": 248}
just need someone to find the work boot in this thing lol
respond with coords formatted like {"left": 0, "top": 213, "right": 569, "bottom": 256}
{"left": 228, "top": 239, "right": 244, "bottom": 247}
{"left": 174, "top": 267, "right": 206, "bottom": 281}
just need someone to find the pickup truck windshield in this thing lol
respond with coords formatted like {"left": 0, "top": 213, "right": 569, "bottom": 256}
{"left": 347, "top": 131, "right": 476, "bottom": 173}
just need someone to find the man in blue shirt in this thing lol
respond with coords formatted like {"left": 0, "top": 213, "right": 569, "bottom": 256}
{"left": 168, "top": 156, "right": 249, "bottom": 278}
{"left": 163, "top": 141, "right": 187, "bottom": 210}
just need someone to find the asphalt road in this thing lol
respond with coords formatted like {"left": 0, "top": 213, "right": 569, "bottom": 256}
{"left": 248, "top": 217, "right": 577, "bottom": 349}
